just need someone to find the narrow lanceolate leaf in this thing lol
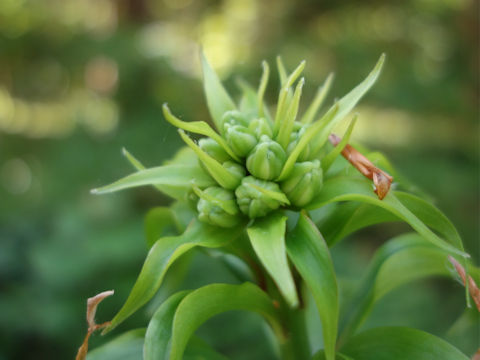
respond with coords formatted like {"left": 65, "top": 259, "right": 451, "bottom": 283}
{"left": 86, "top": 329, "right": 145, "bottom": 360}
{"left": 169, "top": 283, "right": 284, "bottom": 360}
{"left": 247, "top": 212, "right": 299, "bottom": 307}
{"left": 274, "top": 61, "right": 306, "bottom": 134}
{"left": 103, "top": 220, "right": 242, "bottom": 333}
{"left": 321, "top": 115, "right": 357, "bottom": 173}
{"left": 178, "top": 130, "right": 241, "bottom": 190}
{"left": 278, "top": 105, "right": 339, "bottom": 180}
{"left": 340, "top": 327, "right": 468, "bottom": 360}
{"left": 144, "top": 291, "right": 190, "bottom": 360}
{"left": 315, "top": 54, "right": 385, "bottom": 149}
{"left": 162, "top": 104, "right": 240, "bottom": 162}
{"left": 201, "top": 51, "right": 236, "bottom": 132}
{"left": 338, "top": 233, "right": 453, "bottom": 344}
{"left": 286, "top": 212, "right": 338, "bottom": 360}
{"left": 258, "top": 60, "right": 270, "bottom": 117}
{"left": 90, "top": 164, "right": 215, "bottom": 196}
{"left": 123, "top": 147, "right": 201, "bottom": 199}
{"left": 300, "top": 73, "right": 334, "bottom": 125}
{"left": 307, "top": 176, "right": 469, "bottom": 258}
{"left": 277, "top": 78, "right": 305, "bottom": 149}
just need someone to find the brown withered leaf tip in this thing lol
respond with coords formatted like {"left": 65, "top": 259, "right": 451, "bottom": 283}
{"left": 75, "top": 290, "right": 114, "bottom": 360}
{"left": 448, "top": 256, "right": 480, "bottom": 312}
{"left": 329, "top": 134, "right": 393, "bottom": 200}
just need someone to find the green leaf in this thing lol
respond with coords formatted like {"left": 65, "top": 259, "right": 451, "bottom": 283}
{"left": 86, "top": 329, "right": 145, "bottom": 360}
{"left": 307, "top": 176, "right": 468, "bottom": 258}
{"left": 144, "top": 207, "right": 178, "bottom": 249}
{"left": 315, "top": 54, "right": 385, "bottom": 149}
{"left": 103, "top": 219, "right": 242, "bottom": 333}
{"left": 274, "top": 61, "right": 306, "bottom": 134}
{"left": 300, "top": 73, "right": 334, "bottom": 125}
{"left": 168, "top": 283, "right": 284, "bottom": 360}
{"left": 277, "top": 77, "right": 305, "bottom": 149}
{"left": 286, "top": 212, "right": 338, "bottom": 360}
{"left": 337, "top": 233, "right": 455, "bottom": 344}
{"left": 247, "top": 212, "right": 299, "bottom": 307}
{"left": 162, "top": 104, "right": 240, "bottom": 162}
{"left": 341, "top": 327, "right": 468, "bottom": 360}
{"left": 90, "top": 164, "right": 215, "bottom": 197}
{"left": 184, "top": 337, "right": 230, "bottom": 360}
{"left": 201, "top": 51, "right": 237, "bottom": 132}
{"left": 277, "top": 105, "right": 339, "bottom": 181}
{"left": 258, "top": 60, "right": 270, "bottom": 117}
{"left": 122, "top": 148, "right": 195, "bottom": 199}
{"left": 318, "top": 202, "right": 397, "bottom": 247}
{"left": 144, "top": 291, "right": 190, "bottom": 360}
{"left": 321, "top": 115, "right": 357, "bottom": 174}
{"left": 178, "top": 130, "right": 241, "bottom": 190}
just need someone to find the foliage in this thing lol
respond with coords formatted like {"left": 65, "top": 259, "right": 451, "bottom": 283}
{"left": 85, "top": 54, "right": 477, "bottom": 359}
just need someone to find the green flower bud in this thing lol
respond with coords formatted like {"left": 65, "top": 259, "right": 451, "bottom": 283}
{"left": 224, "top": 123, "right": 258, "bottom": 157}
{"left": 281, "top": 160, "right": 323, "bottom": 207}
{"left": 235, "top": 176, "right": 284, "bottom": 218}
{"left": 222, "top": 110, "right": 249, "bottom": 127}
{"left": 223, "top": 161, "right": 246, "bottom": 184}
{"left": 197, "top": 187, "right": 240, "bottom": 228}
{"left": 246, "top": 135, "right": 286, "bottom": 180}
{"left": 198, "top": 138, "right": 232, "bottom": 163}
{"left": 248, "top": 117, "right": 273, "bottom": 139}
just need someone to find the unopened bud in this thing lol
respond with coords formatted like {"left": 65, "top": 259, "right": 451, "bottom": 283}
{"left": 197, "top": 187, "right": 240, "bottom": 228}
{"left": 235, "top": 176, "right": 284, "bottom": 218}
{"left": 223, "top": 161, "right": 246, "bottom": 184}
{"left": 281, "top": 160, "right": 323, "bottom": 207}
{"left": 246, "top": 135, "right": 286, "bottom": 180}
{"left": 224, "top": 123, "right": 258, "bottom": 158}
{"left": 222, "top": 110, "right": 249, "bottom": 127}
{"left": 198, "top": 138, "right": 232, "bottom": 163}
{"left": 248, "top": 117, "right": 273, "bottom": 139}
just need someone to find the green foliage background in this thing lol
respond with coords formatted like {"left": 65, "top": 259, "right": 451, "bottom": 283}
{"left": 0, "top": 0, "right": 477, "bottom": 359}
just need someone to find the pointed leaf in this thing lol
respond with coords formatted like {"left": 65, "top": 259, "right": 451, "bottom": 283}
{"left": 307, "top": 176, "right": 468, "bottom": 257}
{"left": 341, "top": 327, "right": 468, "bottom": 360}
{"left": 144, "top": 291, "right": 190, "bottom": 360}
{"left": 178, "top": 130, "right": 240, "bottom": 190}
{"left": 86, "top": 329, "right": 145, "bottom": 360}
{"left": 122, "top": 147, "right": 201, "bottom": 199}
{"left": 162, "top": 104, "right": 240, "bottom": 162}
{"left": 169, "top": 283, "right": 284, "bottom": 360}
{"left": 104, "top": 220, "right": 243, "bottom": 333}
{"left": 321, "top": 115, "right": 357, "bottom": 173}
{"left": 315, "top": 54, "right": 385, "bottom": 149}
{"left": 90, "top": 164, "right": 215, "bottom": 197}
{"left": 338, "top": 233, "right": 457, "bottom": 344}
{"left": 277, "top": 77, "right": 305, "bottom": 149}
{"left": 258, "top": 60, "right": 270, "bottom": 117}
{"left": 278, "top": 105, "right": 339, "bottom": 181}
{"left": 247, "top": 212, "right": 299, "bottom": 307}
{"left": 286, "top": 212, "right": 338, "bottom": 360}
{"left": 300, "top": 73, "right": 334, "bottom": 124}
{"left": 201, "top": 52, "right": 236, "bottom": 132}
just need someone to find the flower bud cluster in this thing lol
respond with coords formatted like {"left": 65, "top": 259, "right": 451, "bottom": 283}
{"left": 193, "top": 109, "right": 324, "bottom": 227}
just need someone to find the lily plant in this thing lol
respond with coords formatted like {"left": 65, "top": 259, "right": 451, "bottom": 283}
{"left": 78, "top": 52, "right": 479, "bottom": 360}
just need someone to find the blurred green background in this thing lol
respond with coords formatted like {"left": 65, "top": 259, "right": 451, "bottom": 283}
{"left": 0, "top": 0, "right": 478, "bottom": 359}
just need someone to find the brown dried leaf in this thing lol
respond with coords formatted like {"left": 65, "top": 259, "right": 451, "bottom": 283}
{"left": 448, "top": 256, "right": 480, "bottom": 311}
{"left": 76, "top": 290, "right": 114, "bottom": 360}
{"left": 329, "top": 133, "right": 393, "bottom": 200}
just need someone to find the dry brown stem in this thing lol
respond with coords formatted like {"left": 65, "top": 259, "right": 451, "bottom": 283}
{"left": 75, "top": 290, "right": 114, "bottom": 360}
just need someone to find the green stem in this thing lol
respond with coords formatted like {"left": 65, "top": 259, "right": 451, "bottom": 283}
{"left": 278, "top": 307, "right": 311, "bottom": 360}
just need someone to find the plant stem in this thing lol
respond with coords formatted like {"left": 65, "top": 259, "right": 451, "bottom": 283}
{"left": 279, "top": 307, "right": 311, "bottom": 360}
